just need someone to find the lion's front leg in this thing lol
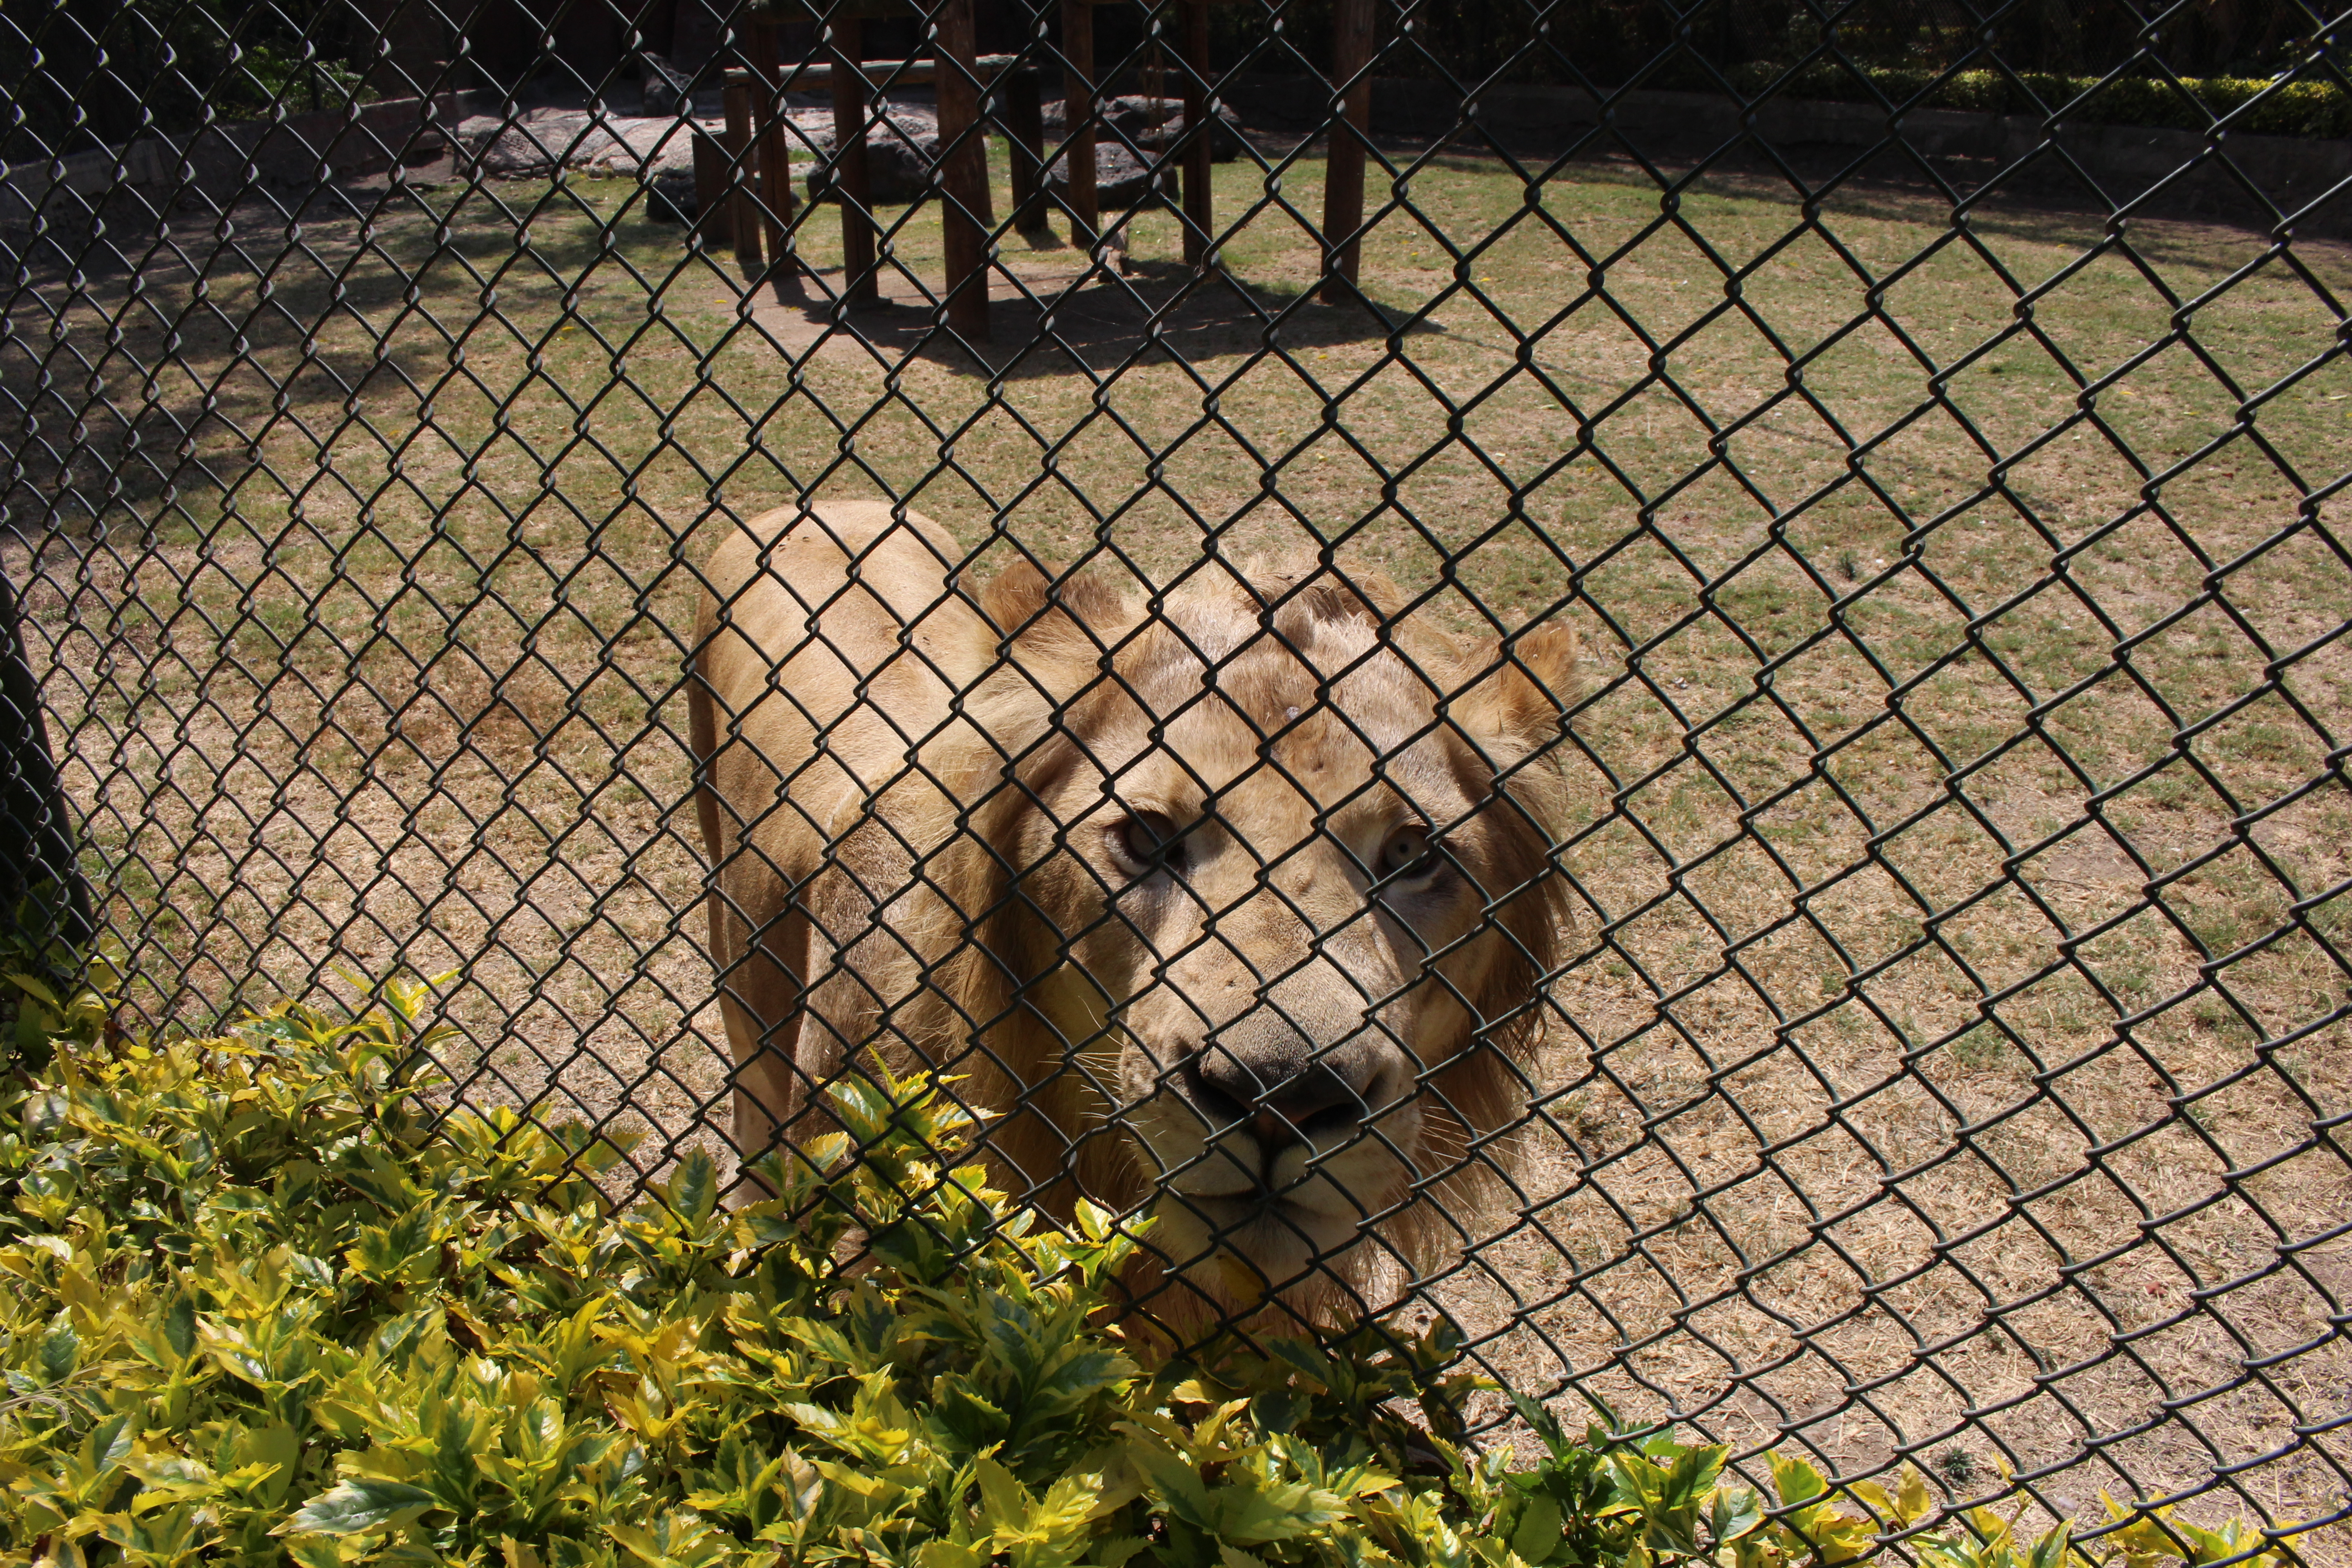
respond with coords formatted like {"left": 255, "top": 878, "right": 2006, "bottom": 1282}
{"left": 707, "top": 858, "right": 817, "bottom": 1203}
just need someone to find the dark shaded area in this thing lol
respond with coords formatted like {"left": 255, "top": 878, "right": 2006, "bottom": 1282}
{"left": 762, "top": 249, "right": 1419, "bottom": 375}
{"left": 1203, "top": 0, "right": 2329, "bottom": 91}
{"left": 2, "top": 0, "right": 406, "bottom": 160}
{"left": 11, "top": 0, "right": 2330, "bottom": 165}
{"left": 0, "top": 565, "right": 91, "bottom": 952}
{"left": 1218, "top": 69, "right": 2352, "bottom": 240}
{"left": 0, "top": 176, "right": 623, "bottom": 538}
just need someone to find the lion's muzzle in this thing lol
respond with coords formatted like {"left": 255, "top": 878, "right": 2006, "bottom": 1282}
{"left": 1186, "top": 1024, "right": 1387, "bottom": 1177}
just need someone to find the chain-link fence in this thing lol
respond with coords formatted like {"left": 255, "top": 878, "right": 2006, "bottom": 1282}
{"left": 3, "top": 0, "right": 2349, "bottom": 1554}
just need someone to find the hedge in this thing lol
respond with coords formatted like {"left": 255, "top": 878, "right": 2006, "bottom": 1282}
{"left": 0, "top": 960, "right": 2322, "bottom": 1568}
{"left": 1725, "top": 63, "right": 2352, "bottom": 140}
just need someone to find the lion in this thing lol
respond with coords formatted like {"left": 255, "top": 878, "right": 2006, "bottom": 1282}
{"left": 687, "top": 500, "right": 1579, "bottom": 1326}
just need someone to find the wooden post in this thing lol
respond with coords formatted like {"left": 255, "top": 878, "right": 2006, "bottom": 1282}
{"left": 933, "top": 0, "right": 992, "bottom": 340}
{"left": 748, "top": 19, "right": 795, "bottom": 278}
{"left": 1058, "top": 0, "right": 1098, "bottom": 250}
{"left": 1319, "top": 0, "right": 1373, "bottom": 302}
{"left": 691, "top": 125, "right": 732, "bottom": 246}
{"left": 828, "top": 15, "right": 879, "bottom": 311}
{"left": 1004, "top": 68, "right": 1049, "bottom": 234}
{"left": 1178, "top": 0, "right": 1213, "bottom": 266}
{"left": 722, "top": 70, "right": 763, "bottom": 273}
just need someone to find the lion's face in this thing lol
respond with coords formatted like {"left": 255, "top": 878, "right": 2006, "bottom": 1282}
{"left": 967, "top": 566, "right": 1577, "bottom": 1311}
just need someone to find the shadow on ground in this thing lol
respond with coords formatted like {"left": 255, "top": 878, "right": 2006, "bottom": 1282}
{"left": 741, "top": 250, "right": 1430, "bottom": 376}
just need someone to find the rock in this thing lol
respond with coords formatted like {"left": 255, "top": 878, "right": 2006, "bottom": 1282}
{"left": 646, "top": 162, "right": 698, "bottom": 222}
{"left": 456, "top": 111, "right": 570, "bottom": 178}
{"left": 1146, "top": 105, "right": 1246, "bottom": 162}
{"left": 1043, "top": 140, "right": 1172, "bottom": 209}
{"left": 456, "top": 108, "right": 700, "bottom": 181}
{"left": 798, "top": 104, "right": 945, "bottom": 206}
{"left": 638, "top": 52, "right": 694, "bottom": 117}
{"left": 1042, "top": 94, "right": 1245, "bottom": 161}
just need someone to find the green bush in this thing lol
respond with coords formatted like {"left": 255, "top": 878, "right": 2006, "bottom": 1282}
{"left": 0, "top": 889, "right": 112, "bottom": 1077}
{"left": 1728, "top": 62, "right": 2352, "bottom": 140}
{"left": 0, "top": 975, "right": 2319, "bottom": 1568}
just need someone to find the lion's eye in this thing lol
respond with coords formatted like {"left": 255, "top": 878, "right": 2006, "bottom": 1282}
{"left": 1378, "top": 825, "right": 1438, "bottom": 885}
{"left": 1109, "top": 811, "right": 1182, "bottom": 878}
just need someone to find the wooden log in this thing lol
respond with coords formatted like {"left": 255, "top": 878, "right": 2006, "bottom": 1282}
{"left": 691, "top": 124, "right": 731, "bottom": 246}
{"left": 749, "top": 19, "right": 795, "bottom": 278}
{"left": 827, "top": 15, "right": 880, "bottom": 311}
{"left": 1003, "top": 69, "right": 1048, "bottom": 234}
{"left": 1319, "top": 0, "right": 1373, "bottom": 302}
{"left": 933, "top": 0, "right": 992, "bottom": 340}
{"left": 1058, "top": 0, "right": 1098, "bottom": 249}
{"left": 1179, "top": 0, "right": 1213, "bottom": 266}
{"left": 764, "top": 53, "right": 1027, "bottom": 88}
{"left": 722, "top": 71, "right": 762, "bottom": 273}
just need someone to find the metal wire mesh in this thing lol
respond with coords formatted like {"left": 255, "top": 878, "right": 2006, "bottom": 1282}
{"left": 3, "top": 0, "right": 2349, "bottom": 1555}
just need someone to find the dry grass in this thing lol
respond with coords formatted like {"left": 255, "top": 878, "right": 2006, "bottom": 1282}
{"left": 5, "top": 135, "right": 2349, "bottom": 1557}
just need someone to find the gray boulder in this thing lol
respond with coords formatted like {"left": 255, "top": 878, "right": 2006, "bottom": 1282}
{"left": 1043, "top": 94, "right": 1246, "bottom": 161}
{"left": 798, "top": 104, "right": 945, "bottom": 206}
{"left": 638, "top": 53, "right": 695, "bottom": 118}
{"left": 1044, "top": 140, "right": 1173, "bottom": 209}
{"left": 646, "top": 163, "right": 697, "bottom": 222}
{"left": 456, "top": 108, "right": 696, "bottom": 180}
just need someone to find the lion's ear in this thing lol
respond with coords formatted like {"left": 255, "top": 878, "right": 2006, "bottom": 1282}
{"left": 1453, "top": 621, "right": 1581, "bottom": 759}
{"left": 975, "top": 558, "right": 1131, "bottom": 644}
{"left": 1253, "top": 559, "right": 1406, "bottom": 628}
{"left": 968, "top": 558, "right": 1135, "bottom": 700}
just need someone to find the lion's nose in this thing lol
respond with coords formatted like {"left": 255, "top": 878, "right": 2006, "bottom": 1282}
{"left": 1192, "top": 1047, "right": 1370, "bottom": 1152}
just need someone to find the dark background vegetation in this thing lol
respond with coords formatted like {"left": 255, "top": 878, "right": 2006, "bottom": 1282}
{"left": 3, "top": 0, "right": 2341, "bottom": 161}
{"left": 1278, "top": 0, "right": 2336, "bottom": 88}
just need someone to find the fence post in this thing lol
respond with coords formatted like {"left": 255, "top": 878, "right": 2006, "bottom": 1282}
{"left": 691, "top": 125, "right": 734, "bottom": 247}
{"left": 1318, "top": 0, "right": 1372, "bottom": 303}
{"left": 1058, "top": 0, "right": 1099, "bottom": 250}
{"left": 0, "top": 564, "right": 90, "bottom": 949}
{"left": 1003, "top": 68, "right": 1049, "bottom": 235}
{"left": 828, "top": 15, "right": 882, "bottom": 311}
{"left": 1178, "top": 0, "right": 1213, "bottom": 267}
{"left": 933, "top": 0, "right": 992, "bottom": 341}
{"left": 723, "top": 70, "right": 764, "bottom": 274}
{"left": 749, "top": 19, "right": 796, "bottom": 279}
